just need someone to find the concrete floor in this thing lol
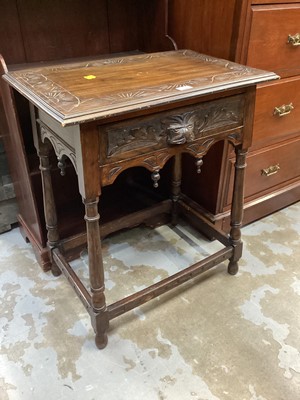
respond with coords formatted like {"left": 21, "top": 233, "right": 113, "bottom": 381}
{"left": 0, "top": 203, "right": 300, "bottom": 400}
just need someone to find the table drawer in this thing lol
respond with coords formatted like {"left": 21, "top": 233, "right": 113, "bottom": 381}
{"left": 225, "top": 137, "right": 300, "bottom": 206}
{"left": 247, "top": 4, "right": 300, "bottom": 78}
{"left": 252, "top": 76, "right": 300, "bottom": 149}
{"left": 99, "top": 95, "right": 244, "bottom": 164}
{"left": 99, "top": 94, "right": 245, "bottom": 186}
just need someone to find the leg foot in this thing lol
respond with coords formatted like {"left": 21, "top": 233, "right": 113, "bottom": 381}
{"left": 93, "top": 309, "right": 109, "bottom": 349}
{"left": 95, "top": 333, "right": 108, "bottom": 350}
{"left": 228, "top": 261, "right": 239, "bottom": 275}
{"left": 51, "top": 262, "right": 61, "bottom": 277}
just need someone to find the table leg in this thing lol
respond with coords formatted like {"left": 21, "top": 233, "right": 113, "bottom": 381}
{"left": 83, "top": 197, "right": 109, "bottom": 349}
{"left": 37, "top": 141, "right": 61, "bottom": 277}
{"left": 228, "top": 147, "right": 248, "bottom": 275}
{"left": 171, "top": 154, "right": 182, "bottom": 225}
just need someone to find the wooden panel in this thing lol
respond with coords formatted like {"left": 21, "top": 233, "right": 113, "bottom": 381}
{"left": 137, "top": 0, "right": 175, "bottom": 52}
{"left": 0, "top": 1, "right": 26, "bottom": 64}
{"left": 0, "top": 94, "right": 9, "bottom": 139}
{"left": 107, "top": 0, "right": 139, "bottom": 53}
{"left": 247, "top": 4, "right": 300, "bottom": 78}
{"left": 252, "top": 76, "right": 300, "bottom": 149}
{"left": 181, "top": 142, "right": 224, "bottom": 214}
{"left": 17, "top": 0, "right": 110, "bottom": 62}
{"left": 0, "top": 77, "right": 44, "bottom": 247}
{"left": 225, "top": 137, "right": 300, "bottom": 206}
{"left": 169, "top": 0, "right": 238, "bottom": 59}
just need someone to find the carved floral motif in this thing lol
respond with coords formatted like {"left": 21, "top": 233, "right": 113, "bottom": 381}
{"left": 106, "top": 123, "right": 164, "bottom": 156}
{"left": 186, "top": 139, "right": 216, "bottom": 157}
{"left": 101, "top": 151, "right": 171, "bottom": 186}
{"left": 107, "top": 166, "right": 122, "bottom": 182}
{"left": 141, "top": 152, "right": 171, "bottom": 171}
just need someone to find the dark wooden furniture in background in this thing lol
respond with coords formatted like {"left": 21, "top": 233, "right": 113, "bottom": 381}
{"left": 168, "top": 0, "right": 300, "bottom": 229}
{"left": 0, "top": 139, "right": 18, "bottom": 233}
{"left": 0, "top": 0, "right": 298, "bottom": 270}
{"left": 0, "top": 0, "right": 174, "bottom": 270}
{"left": 2, "top": 50, "right": 276, "bottom": 348}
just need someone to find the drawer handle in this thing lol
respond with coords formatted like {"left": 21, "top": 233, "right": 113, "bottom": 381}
{"left": 164, "top": 114, "right": 196, "bottom": 145}
{"left": 261, "top": 164, "right": 280, "bottom": 177}
{"left": 273, "top": 103, "right": 294, "bottom": 117}
{"left": 287, "top": 33, "right": 300, "bottom": 46}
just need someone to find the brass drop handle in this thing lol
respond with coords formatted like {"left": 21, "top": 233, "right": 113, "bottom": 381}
{"left": 273, "top": 103, "right": 294, "bottom": 117}
{"left": 261, "top": 164, "right": 280, "bottom": 177}
{"left": 287, "top": 33, "right": 300, "bottom": 46}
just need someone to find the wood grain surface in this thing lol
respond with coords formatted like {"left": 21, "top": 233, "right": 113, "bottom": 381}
{"left": 3, "top": 50, "right": 277, "bottom": 125}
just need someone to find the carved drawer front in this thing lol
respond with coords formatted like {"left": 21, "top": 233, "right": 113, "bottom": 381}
{"left": 247, "top": 4, "right": 300, "bottom": 78}
{"left": 252, "top": 76, "right": 300, "bottom": 150}
{"left": 99, "top": 95, "right": 244, "bottom": 164}
{"left": 225, "top": 137, "right": 300, "bottom": 206}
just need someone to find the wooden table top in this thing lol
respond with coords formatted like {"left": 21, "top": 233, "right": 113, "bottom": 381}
{"left": 3, "top": 50, "right": 278, "bottom": 126}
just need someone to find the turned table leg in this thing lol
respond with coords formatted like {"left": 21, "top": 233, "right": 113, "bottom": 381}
{"left": 37, "top": 141, "right": 61, "bottom": 277}
{"left": 171, "top": 154, "right": 182, "bottom": 225}
{"left": 228, "top": 147, "right": 248, "bottom": 275}
{"left": 83, "top": 197, "right": 109, "bottom": 349}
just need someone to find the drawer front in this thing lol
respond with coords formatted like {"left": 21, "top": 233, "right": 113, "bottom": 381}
{"left": 252, "top": 76, "right": 300, "bottom": 149}
{"left": 225, "top": 137, "right": 300, "bottom": 206}
{"left": 247, "top": 4, "right": 300, "bottom": 78}
{"left": 99, "top": 95, "right": 245, "bottom": 186}
{"left": 99, "top": 95, "right": 244, "bottom": 164}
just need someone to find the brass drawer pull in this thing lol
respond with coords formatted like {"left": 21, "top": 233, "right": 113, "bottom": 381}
{"left": 287, "top": 33, "right": 300, "bottom": 46}
{"left": 261, "top": 164, "right": 280, "bottom": 177}
{"left": 273, "top": 103, "right": 294, "bottom": 117}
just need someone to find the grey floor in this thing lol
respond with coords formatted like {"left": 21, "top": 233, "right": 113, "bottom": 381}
{"left": 0, "top": 203, "right": 300, "bottom": 400}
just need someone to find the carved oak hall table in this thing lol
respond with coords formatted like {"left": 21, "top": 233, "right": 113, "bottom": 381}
{"left": 2, "top": 50, "right": 277, "bottom": 349}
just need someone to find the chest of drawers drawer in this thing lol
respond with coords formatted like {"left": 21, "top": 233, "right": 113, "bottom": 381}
{"left": 225, "top": 136, "right": 300, "bottom": 206}
{"left": 247, "top": 3, "right": 300, "bottom": 78}
{"left": 252, "top": 76, "right": 300, "bottom": 149}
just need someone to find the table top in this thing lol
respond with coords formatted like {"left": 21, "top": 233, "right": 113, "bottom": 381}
{"left": 3, "top": 50, "right": 278, "bottom": 126}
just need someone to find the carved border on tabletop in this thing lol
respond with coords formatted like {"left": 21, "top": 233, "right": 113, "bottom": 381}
{"left": 10, "top": 50, "right": 257, "bottom": 116}
{"left": 19, "top": 72, "right": 80, "bottom": 114}
{"left": 38, "top": 121, "right": 77, "bottom": 172}
{"left": 21, "top": 50, "right": 255, "bottom": 75}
